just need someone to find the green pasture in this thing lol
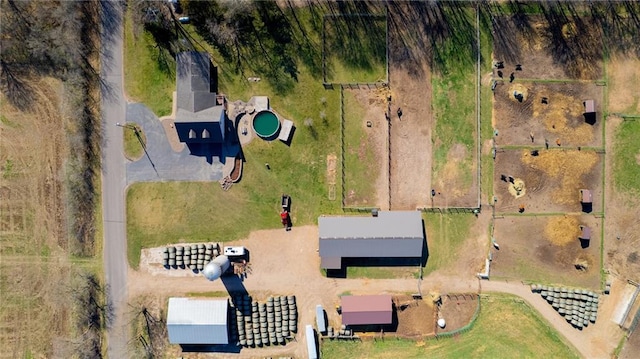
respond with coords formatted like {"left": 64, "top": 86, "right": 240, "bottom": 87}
{"left": 321, "top": 294, "right": 579, "bottom": 359}
{"left": 613, "top": 119, "right": 640, "bottom": 197}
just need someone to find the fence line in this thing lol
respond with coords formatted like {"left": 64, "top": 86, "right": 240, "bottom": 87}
{"left": 340, "top": 87, "right": 346, "bottom": 209}
{"left": 419, "top": 207, "right": 480, "bottom": 214}
{"left": 475, "top": 4, "right": 482, "bottom": 211}
{"left": 434, "top": 295, "right": 481, "bottom": 338}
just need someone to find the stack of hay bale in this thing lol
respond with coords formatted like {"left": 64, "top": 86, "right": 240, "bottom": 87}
{"left": 531, "top": 284, "right": 599, "bottom": 329}
{"left": 231, "top": 295, "right": 298, "bottom": 347}
{"left": 162, "top": 243, "right": 220, "bottom": 272}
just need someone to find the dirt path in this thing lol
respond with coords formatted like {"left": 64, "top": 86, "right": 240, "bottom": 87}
{"left": 482, "top": 280, "right": 624, "bottom": 359}
{"left": 130, "top": 223, "right": 626, "bottom": 358}
{"left": 388, "top": 63, "right": 433, "bottom": 210}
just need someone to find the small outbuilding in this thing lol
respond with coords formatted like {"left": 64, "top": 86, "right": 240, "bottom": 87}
{"left": 583, "top": 100, "right": 596, "bottom": 125}
{"left": 341, "top": 295, "right": 393, "bottom": 326}
{"left": 580, "top": 189, "right": 593, "bottom": 213}
{"left": 579, "top": 225, "right": 591, "bottom": 241}
{"left": 167, "top": 298, "right": 229, "bottom": 345}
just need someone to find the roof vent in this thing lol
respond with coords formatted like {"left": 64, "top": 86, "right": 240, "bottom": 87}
{"left": 372, "top": 208, "right": 379, "bottom": 217}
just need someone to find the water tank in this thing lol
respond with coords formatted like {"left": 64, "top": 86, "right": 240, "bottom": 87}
{"left": 202, "top": 255, "right": 231, "bottom": 281}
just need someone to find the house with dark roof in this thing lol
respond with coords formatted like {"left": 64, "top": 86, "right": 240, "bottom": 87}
{"left": 341, "top": 295, "right": 393, "bottom": 326}
{"left": 174, "top": 51, "right": 227, "bottom": 145}
{"left": 318, "top": 211, "right": 425, "bottom": 271}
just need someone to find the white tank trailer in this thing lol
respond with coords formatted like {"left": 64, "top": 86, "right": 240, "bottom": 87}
{"left": 202, "top": 255, "right": 231, "bottom": 281}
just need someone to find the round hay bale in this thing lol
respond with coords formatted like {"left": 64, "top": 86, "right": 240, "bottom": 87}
{"left": 278, "top": 335, "right": 285, "bottom": 344}
{"left": 541, "top": 290, "right": 548, "bottom": 297}
{"left": 163, "top": 251, "right": 169, "bottom": 259}
{"left": 176, "top": 245, "right": 183, "bottom": 252}
{"left": 168, "top": 246, "right": 176, "bottom": 253}
{"left": 168, "top": 258, "right": 175, "bottom": 266}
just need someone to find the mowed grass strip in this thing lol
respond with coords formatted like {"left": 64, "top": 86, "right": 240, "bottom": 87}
{"left": 321, "top": 294, "right": 580, "bottom": 359}
{"left": 613, "top": 119, "right": 640, "bottom": 196}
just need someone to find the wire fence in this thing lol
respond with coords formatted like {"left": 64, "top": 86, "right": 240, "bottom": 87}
{"left": 433, "top": 294, "right": 481, "bottom": 339}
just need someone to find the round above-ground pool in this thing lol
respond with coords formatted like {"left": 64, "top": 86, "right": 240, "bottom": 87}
{"left": 252, "top": 110, "right": 280, "bottom": 139}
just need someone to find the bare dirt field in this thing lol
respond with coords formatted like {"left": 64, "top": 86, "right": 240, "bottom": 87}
{"left": 388, "top": 64, "right": 433, "bottom": 210}
{"left": 607, "top": 56, "right": 640, "bottom": 114}
{"left": 436, "top": 293, "right": 479, "bottom": 334}
{"left": 493, "top": 82, "right": 604, "bottom": 148}
{"left": 394, "top": 295, "right": 436, "bottom": 338}
{"left": 387, "top": 5, "right": 433, "bottom": 210}
{"left": 621, "top": 326, "right": 640, "bottom": 359}
{"left": 492, "top": 215, "right": 601, "bottom": 289}
{"left": 494, "top": 149, "right": 603, "bottom": 214}
{"left": 492, "top": 16, "right": 603, "bottom": 80}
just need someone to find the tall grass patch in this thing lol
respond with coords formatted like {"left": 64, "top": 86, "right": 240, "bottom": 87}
{"left": 613, "top": 119, "right": 640, "bottom": 196}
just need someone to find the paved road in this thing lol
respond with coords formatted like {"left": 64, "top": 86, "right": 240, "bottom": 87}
{"left": 125, "top": 103, "right": 227, "bottom": 183}
{"left": 100, "top": 2, "right": 128, "bottom": 358}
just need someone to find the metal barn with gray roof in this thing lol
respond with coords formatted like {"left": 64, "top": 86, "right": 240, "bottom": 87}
{"left": 166, "top": 297, "right": 229, "bottom": 345}
{"left": 318, "top": 211, "right": 425, "bottom": 270}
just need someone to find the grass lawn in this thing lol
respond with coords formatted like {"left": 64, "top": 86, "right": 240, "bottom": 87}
{"left": 423, "top": 213, "right": 474, "bottom": 276}
{"left": 122, "top": 123, "right": 145, "bottom": 160}
{"left": 342, "top": 90, "right": 379, "bottom": 207}
{"left": 323, "top": 15, "right": 387, "bottom": 83}
{"left": 613, "top": 119, "right": 640, "bottom": 196}
{"left": 321, "top": 294, "right": 580, "bottom": 359}
{"left": 123, "top": 14, "right": 174, "bottom": 117}
{"left": 125, "top": 5, "right": 406, "bottom": 268}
